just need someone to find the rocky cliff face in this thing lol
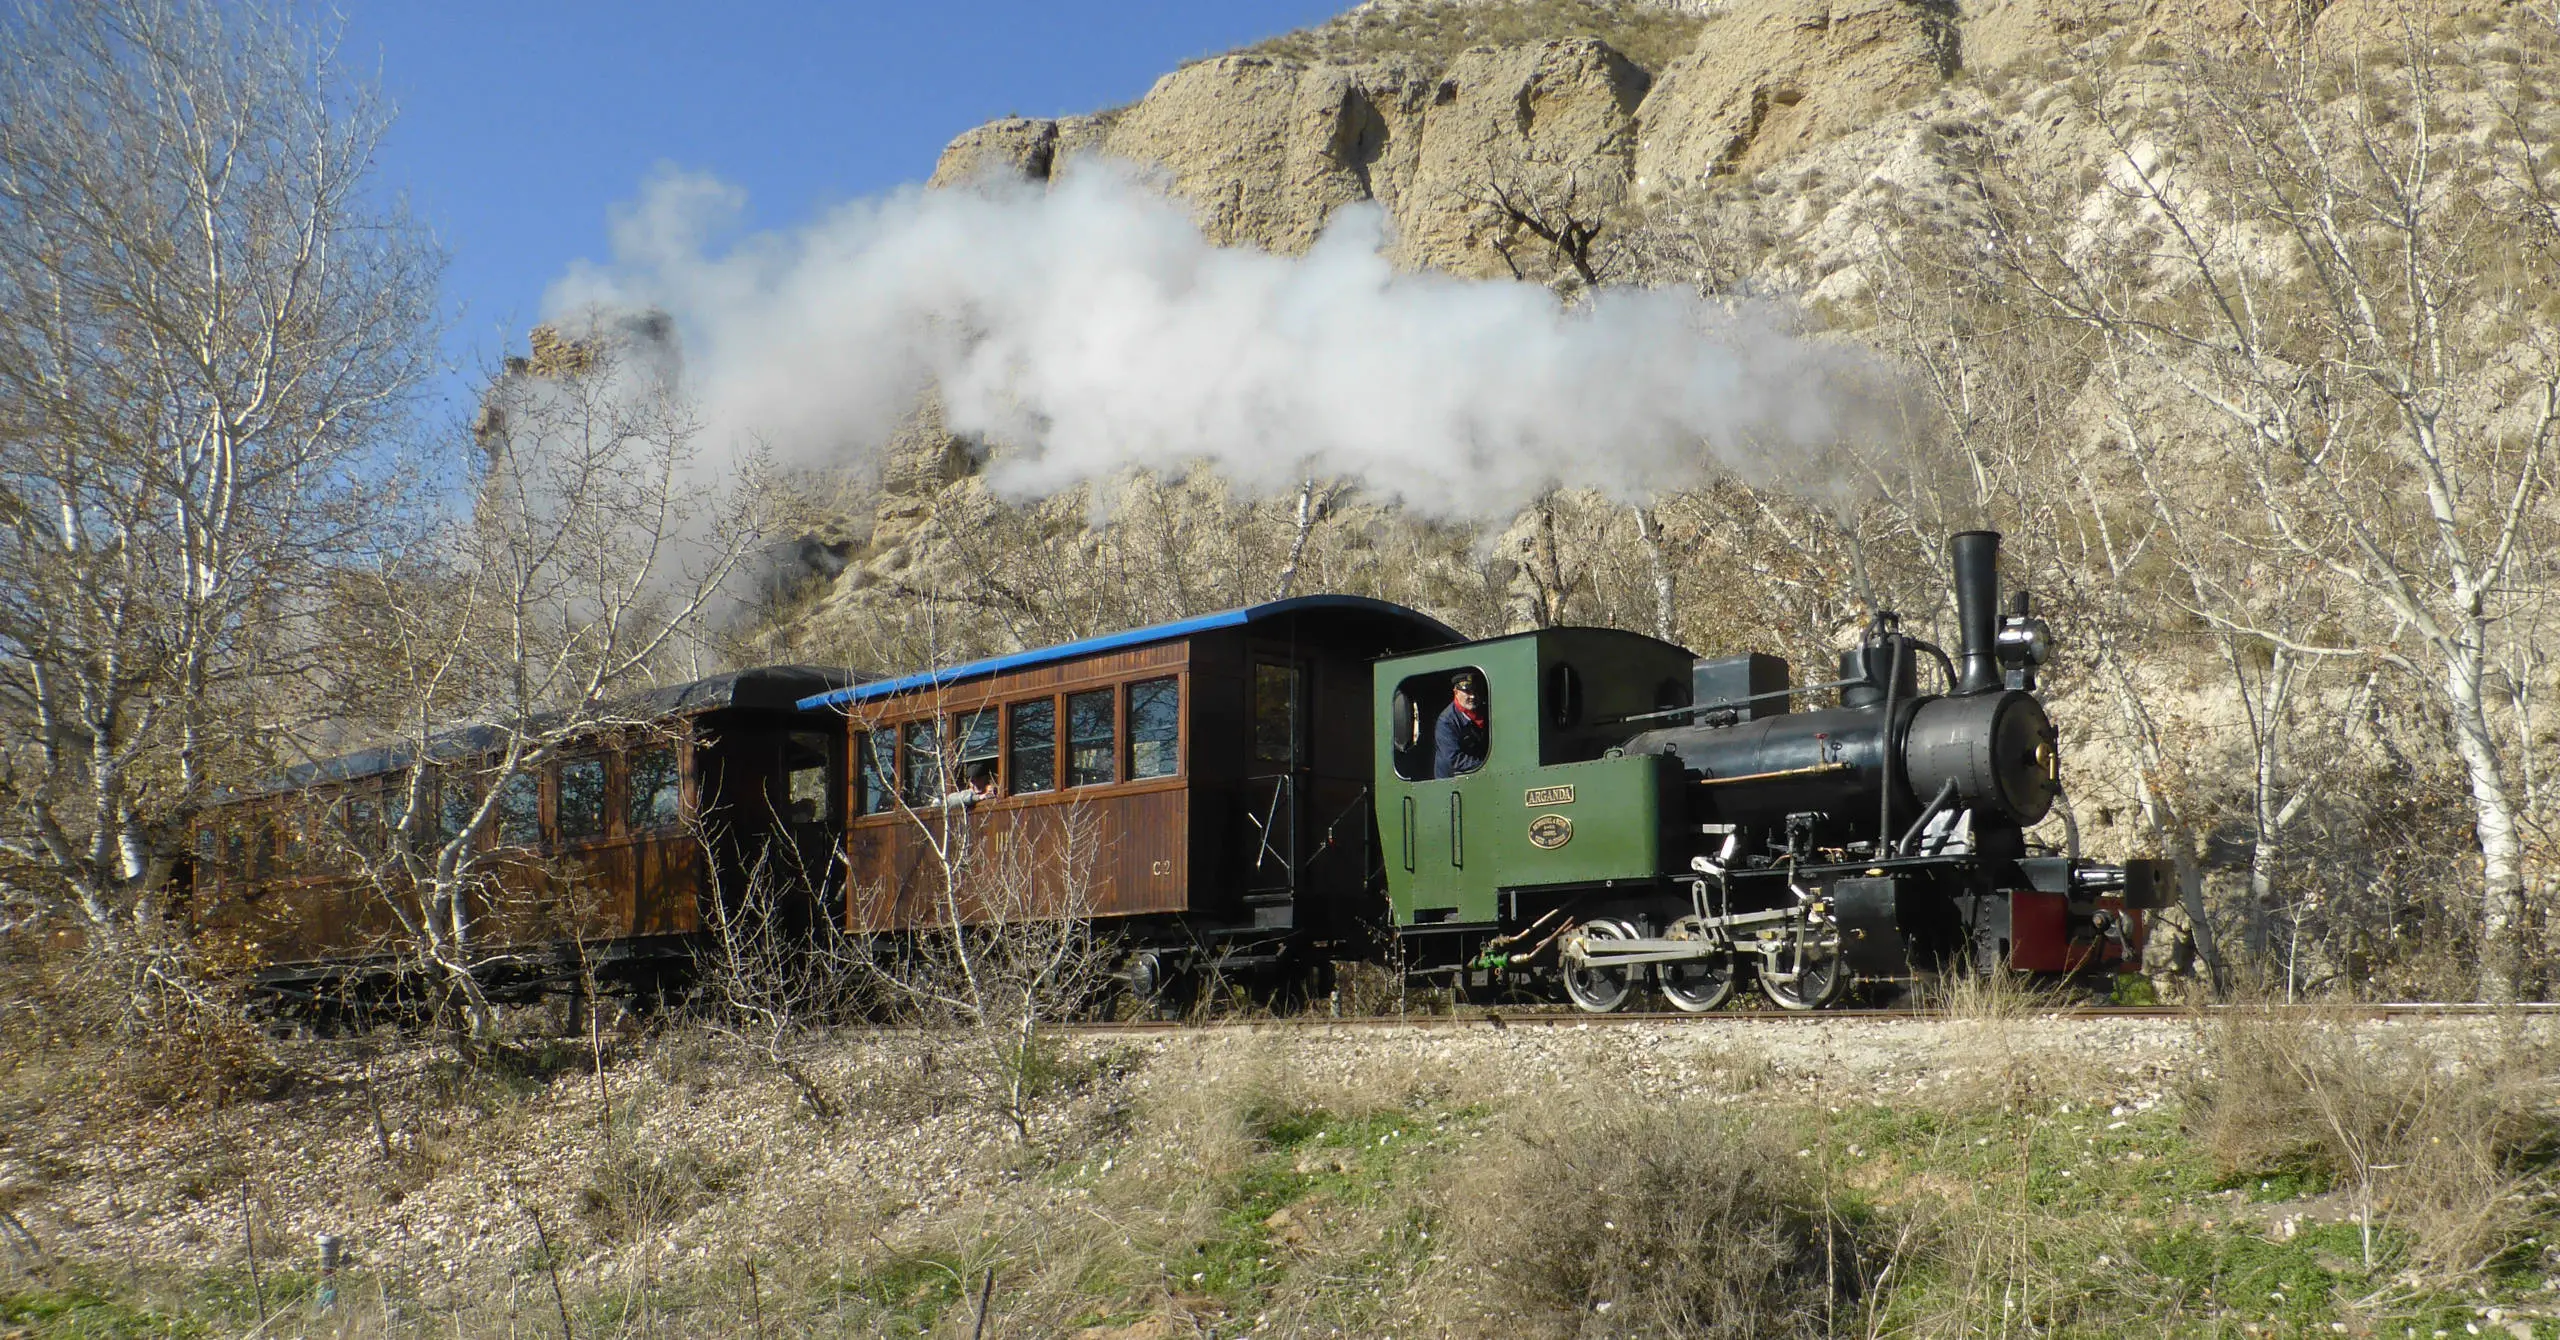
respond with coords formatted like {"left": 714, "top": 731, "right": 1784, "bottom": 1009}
{"left": 935, "top": 38, "right": 1653, "bottom": 277}
{"left": 927, "top": 0, "right": 2504, "bottom": 300}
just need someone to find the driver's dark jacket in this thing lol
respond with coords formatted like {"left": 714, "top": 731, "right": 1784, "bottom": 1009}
{"left": 1433, "top": 703, "right": 1487, "bottom": 778}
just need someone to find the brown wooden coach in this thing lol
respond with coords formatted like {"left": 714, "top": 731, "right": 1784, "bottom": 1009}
{"left": 800, "top": 597, "right": 1456, "bottom": 978}
{"left": 188, "top": 665, "right": 856, "bottom": 1003}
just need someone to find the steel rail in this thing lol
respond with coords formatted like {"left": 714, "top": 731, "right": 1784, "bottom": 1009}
{"left": 1047, "top": 1001, "right": 2560, "bottom": 1036}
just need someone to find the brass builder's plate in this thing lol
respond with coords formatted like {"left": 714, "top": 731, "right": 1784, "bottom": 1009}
{"left": 1528, "top": 814, "right": 1574, "bottom": 849}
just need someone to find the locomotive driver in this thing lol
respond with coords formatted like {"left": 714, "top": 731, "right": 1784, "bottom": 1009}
{"left": 1433, "top": 670, "right": 1488, "bottom": 778}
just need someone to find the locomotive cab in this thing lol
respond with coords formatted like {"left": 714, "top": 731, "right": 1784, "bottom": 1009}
{"left": 1373, "top": 628, "right": 1695, "bottom": 951}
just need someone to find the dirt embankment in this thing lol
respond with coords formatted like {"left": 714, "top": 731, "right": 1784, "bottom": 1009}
{"left": 6, "top": 1011, "right": 2556, "bottom": 1337}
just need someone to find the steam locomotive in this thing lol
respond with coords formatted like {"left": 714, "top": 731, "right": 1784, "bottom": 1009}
{"left": 190, "top": 530, "right": 2158, "bottom": 1012}
{"left": 1371, "top": 530, "right": 2160, "bottom": 1011}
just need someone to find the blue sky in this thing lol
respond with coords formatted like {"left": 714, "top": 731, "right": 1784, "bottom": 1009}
{"left": 335, "top": 0, "right": 1347, "bottom": 411}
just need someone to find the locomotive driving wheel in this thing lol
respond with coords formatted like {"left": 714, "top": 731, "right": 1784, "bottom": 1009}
{"left": 1658, "top": 915, "right": 1738, "bottom": 1013}
{"left": 1758, "top": 926, "right": 1847, "bottom": 1011}
{"left": 1560, "top": 918, "right": 1641, "bottom": 1014}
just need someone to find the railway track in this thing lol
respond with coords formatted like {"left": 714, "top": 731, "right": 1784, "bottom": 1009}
{"left": 1052, "top": 1000, "right": 2560, "bottom": 1035}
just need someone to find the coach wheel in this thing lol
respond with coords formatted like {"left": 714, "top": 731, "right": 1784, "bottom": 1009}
{"left": 1561, "top": 918, "right": 1640, "bottom": 1014}
{"left": 1123, "top": 950, "right": 1169, "bottom": 1009}
{"left": 1760, "top": 935, "right": 1847, "bottom": 1011}
{"left": 1659, "top": 916, "right": 1739, "bottom": 1013}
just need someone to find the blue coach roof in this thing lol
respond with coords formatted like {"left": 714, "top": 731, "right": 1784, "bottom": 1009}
{"left": 797, "top": 595, "right": 1460, "bottom": 711}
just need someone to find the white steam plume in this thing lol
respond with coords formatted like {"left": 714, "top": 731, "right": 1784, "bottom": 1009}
{"left": 547, "top": 161, "right": 1904, "bottom": 519}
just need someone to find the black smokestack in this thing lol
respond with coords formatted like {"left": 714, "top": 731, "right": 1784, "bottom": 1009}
{"left": 1951, "top": 530, "right": 2001, "bottom": 695}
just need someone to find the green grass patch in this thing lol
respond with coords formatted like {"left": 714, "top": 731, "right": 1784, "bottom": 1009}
{"left": 1812, "top": 1099, "right": 2530, "bottom": 1336}
{"left": 828, "top": 1251, "right": 974, "bottom": 1336}
{"left": 0, "top": 1282, "right": 205, "bottom": 1339}
{"left": 1171, "top": 1106, "right": 1455, "bottom": 1305}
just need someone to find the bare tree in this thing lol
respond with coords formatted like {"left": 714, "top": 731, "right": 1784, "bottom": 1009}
{"left": 1995, "top": 14, "right": 2560, "bottom": 996}
{"left": 864, "top": 803, "right": 1113, "bottom": 1143}
{"left": 326, "top": 328, "right": 763, "bottom": 1038}
{"left": 842, "top": 660, "right": 1117, "bottom": 1142}
{"left": 692, "top": 839, "right": 864, "bottom": 1120}
{"left": 1270, "top": 477, "right": 1343, "bottom": 602}
{"left": 0, "top": 0, "right": 437, "bottom": 952}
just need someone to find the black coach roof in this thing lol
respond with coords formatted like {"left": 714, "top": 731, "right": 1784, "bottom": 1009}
{"left": 227, "top": 665, "right": 860, "bottom": 798}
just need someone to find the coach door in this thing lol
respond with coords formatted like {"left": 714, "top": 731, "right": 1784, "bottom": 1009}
{"left": 695, "top": 718, "right": 838, "bottom": 934}
{"left": 1241, "top": 658, "right": 1308, "bottom": 915}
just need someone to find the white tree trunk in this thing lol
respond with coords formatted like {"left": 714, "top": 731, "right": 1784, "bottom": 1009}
{"left": 2445, "top": 642, "right": 2528, "bottom": 1000}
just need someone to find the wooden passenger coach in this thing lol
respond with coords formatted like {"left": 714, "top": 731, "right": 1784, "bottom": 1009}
{"left": 800, "top": 597, "right": 1457, "bottom": 964}
{"left": 188, "top": 665, "right": 855, "bottom": 1003}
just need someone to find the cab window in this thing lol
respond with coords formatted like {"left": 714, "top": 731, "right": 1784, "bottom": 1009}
{"left": 1390, "top": 668, "right": 1490, "bottom": 782}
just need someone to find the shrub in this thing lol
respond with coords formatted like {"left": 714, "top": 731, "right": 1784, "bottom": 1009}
{"left": 1437, "top": 1098, "right": 1872, "bottom": 1339}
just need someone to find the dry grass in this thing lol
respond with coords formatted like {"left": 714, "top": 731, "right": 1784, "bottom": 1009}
{"left": 1429, "top": 1092, "right": 1872, "bottom": 1339}
{"left": 1913, "top": 971, "right": 2132, "bottom": 1115}
{"left": 1927, "top": 966, "right": 2087, "bottom": 1022}
{"left": 2186, "top": 1006, "right": 2560, "bottom": 1278}
{"left": 575, "top": 1139, "right": 736, "bottom": 1242}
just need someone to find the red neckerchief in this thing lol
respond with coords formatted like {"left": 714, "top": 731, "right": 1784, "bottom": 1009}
{"left": 1454, "top": 698, "right": 1485, "bottom": 727}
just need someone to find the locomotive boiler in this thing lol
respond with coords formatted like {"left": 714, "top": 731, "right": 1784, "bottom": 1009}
{"left": 1372, "top": 531, "right": 2163, "bottom": 1011}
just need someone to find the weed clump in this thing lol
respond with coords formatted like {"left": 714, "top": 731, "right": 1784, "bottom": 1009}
{"left": 2187, "top": 1008, "right": 2560, "bottom": 1277}
{"left": 576, "top": 1142, "right": 733, "bottom": 1241}
{"left": 1438, "top": 1098, "right": 1872, "bottom": 1339}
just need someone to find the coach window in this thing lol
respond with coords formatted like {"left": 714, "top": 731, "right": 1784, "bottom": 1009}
{"left": 900, "top": 719, "right": 941, "bottom": 806}
{"left": 780, "top": 731, "right": 833, "bottom": 824}
{"left": 1253, "top": 663, "right": 1303, "bottom": 767}
{"left": 955, "top": 709, "right": 999, "bottom": 796}
{"left": 345, "top": 791, "right": 386, "bottom": 858}
{"left": 627, "top": 747, "right": 682, "bottom": 833}
{"left": 1128, "top": 677, "right": 1180, "bottom": 780}
{"left": 279, "top": 813, "right": 309, "bottom": 869}
{"left": 1008, "top": 699, "right": 1057, "bottom": 796}
{"left": 437, "top": 774, "right": 479, "bottom": 847}
{"left": 1067, "top": 688, "right": 1116, "bottom": 787}
{"left": 558, "top": 758, "right": 608, "bottom": 843}
{"left": 496, "top": 770, "right": 541, "bottom": 848}
{"left": 300, "top": 804, "right": 344, "bottom": 873}
{"left": 854, "top": 731, "right": 894, "bottom": 816}
{"left": 250, "top": 819, "right": 277, "bottom": 880}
